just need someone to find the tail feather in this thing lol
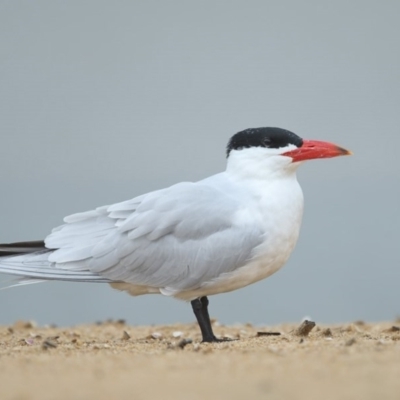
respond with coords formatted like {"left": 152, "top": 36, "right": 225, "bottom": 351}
{"left": 0, "top": 240, "right": 111, "bottom": 286}
{"left": 0, "top": 240, "right": 46, "bottom": 256}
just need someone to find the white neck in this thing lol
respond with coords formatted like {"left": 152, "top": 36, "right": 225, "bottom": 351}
{"left": 225, "top": 146, "right": 301, "bottom": 183}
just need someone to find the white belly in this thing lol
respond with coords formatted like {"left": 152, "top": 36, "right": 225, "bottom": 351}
{"left": 175, "top": 177, "right": 304, "bottom": 300}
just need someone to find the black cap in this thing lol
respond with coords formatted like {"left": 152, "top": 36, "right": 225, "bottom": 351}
{"left": 227, "top": 127, "right": 303, "bottom": 157}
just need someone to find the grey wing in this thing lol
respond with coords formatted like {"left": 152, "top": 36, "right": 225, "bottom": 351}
{"left": 45, "top": 179, "right": 263, "bottom": 292}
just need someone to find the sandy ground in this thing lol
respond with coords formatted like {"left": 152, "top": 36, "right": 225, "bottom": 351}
{"left": 0, "top": 319, "right": 399, "bottom": 400}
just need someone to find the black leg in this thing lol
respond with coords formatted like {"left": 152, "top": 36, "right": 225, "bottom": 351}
{"left": 191, "top": 296, "right": 234, "bottom": 343}
{"left": 191, "top": 296, "right": 217, "bottom": 342}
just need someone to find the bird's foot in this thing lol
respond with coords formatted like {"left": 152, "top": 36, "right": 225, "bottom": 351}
{"left": 201, "top": 335, "right": 237, "bottom": 343}
{"left": 191, "top": 297, "right": 238, "bottom": 343}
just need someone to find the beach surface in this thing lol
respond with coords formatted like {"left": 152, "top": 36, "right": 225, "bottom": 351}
{"left": 1, "top": 320, "right": 399, "bottom": 400}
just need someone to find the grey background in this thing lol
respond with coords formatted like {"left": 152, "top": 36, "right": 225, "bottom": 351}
{"left": 0, "top": 1, "right": 399, "bottom": 327}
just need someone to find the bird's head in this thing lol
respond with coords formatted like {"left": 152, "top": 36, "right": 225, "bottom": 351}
{"left": 226, "top": 127, "right": 352, "bottom": 179}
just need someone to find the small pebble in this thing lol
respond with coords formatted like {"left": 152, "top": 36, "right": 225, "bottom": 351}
{"left": 383, "top": 326, "right": 400, "bottom": 333}
{"left": 292, "top": 320, "right": 316, "bottom": 337}
{"left": 177, "top": 338, "right": 193, "bottom": 349}
{"left": 257, "top": 331, "right": 281, "bottom": 337}
{"left": 151, "top": 332, "right": 163, "bottom": 339}
{"left": 42, "top": 340, "right": 58, "bottom": 349}
{"left": 122, "top": 331, "right": 131, "bottom": 340}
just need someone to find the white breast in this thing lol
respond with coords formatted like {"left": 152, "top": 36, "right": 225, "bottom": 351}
{"left": 175, "top": 174, "right": 304, "bottom": 300}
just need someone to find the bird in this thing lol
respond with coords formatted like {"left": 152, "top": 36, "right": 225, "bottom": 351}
{"left": 0, "top": 127, "right": 351, "bottom": 342}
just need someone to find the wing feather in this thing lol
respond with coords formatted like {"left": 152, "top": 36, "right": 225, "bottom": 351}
{"left": 43, "top": 174, "right": 263, "bottom": 293}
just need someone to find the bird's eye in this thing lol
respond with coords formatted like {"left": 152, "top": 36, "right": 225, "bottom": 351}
{"left": 262, "top": 138, "right": 271, "bottom": 147}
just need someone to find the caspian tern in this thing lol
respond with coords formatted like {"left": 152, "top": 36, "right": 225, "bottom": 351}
{"left": 0, "top": 127, "right": 351, "bottom": 342}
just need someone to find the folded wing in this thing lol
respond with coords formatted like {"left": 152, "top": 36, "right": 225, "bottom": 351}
{"left": 44, "top": 178, "right": 263, "bottom": 293}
